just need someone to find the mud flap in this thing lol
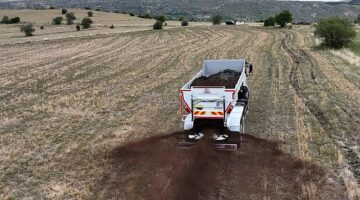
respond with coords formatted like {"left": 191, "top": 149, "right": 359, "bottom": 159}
{"left": 178, "top": 141, "right": 197, "bottom": 149}
{"left": 215, "top": 143, "right": 238, "bottom": 151}
{"left": 178, "top": 141, "right": 238, "bottom": 151}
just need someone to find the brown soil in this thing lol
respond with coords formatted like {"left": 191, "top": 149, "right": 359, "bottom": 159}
{"left": 190, "top": 69, "right": 241, "bottom": 88}
{"left": 94, "top": 130, "right": 341, "bottom": 200}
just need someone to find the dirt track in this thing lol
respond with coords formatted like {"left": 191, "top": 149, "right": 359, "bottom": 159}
{"left": 1, "top": 24, "right": 359, "bottom": 199}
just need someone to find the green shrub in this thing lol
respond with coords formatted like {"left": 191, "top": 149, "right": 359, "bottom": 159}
{"left": 275, "top": 10, "right": 293, "bottom": 28}
{"left": 81, "top": 17, "right": 93, "bottom": 29}
{"left": 181, "top": 20, "right": 189, "bottom": 26}
{"left": 153, "top": 21, "right": 163, "bottom": 30}
{"left": 85, "top": 7, "right": 92, "bottom": 10}
{"left": 178, "top": 16, "right": 185, "bottom": 21}
{"left": 10, "top": 17, "right": 20, "bottom": 23}
{"left": 156, "top": 16, "right": 166, "bottom": 23}
{"left": 62, "top": 9, "right": 67, "bottom": 14}
{"left": 355, "top": 14, "right": 360, "bottom": 24}
{"left": 88, "top": 11, "right": 93, "bottom": 17}
{"left": 2, "top": 16, "right": 9, "bottom": 24}
{"left": 264, "top": 16, "right": 275, "bottom": 27}
{"left": 212, "top": 15, "right": 223, "bottom": 25}
{"left": 50, "top": 6, "right": 56, "bottom": 10}
{"left": 129, "top": 13, "right": 135, "bottom": 16}
{"left": 52, "top": 16, "right": 63, "bottom": 25}
{"left": 144, "top": 13, "right": 152, "bottom": 19}
{"left": 139, "top": 13, "right": 152, "bottom": 19}
{"left": 2, "top": 16, "right": 20, "bottom": 24}
{"left": 66, "top": 12, "right": 76, "bottom": 20}
{"left": 65, "top": 12, "right": 76, "bottom": 25}
{"left": 95, "top": 8, "right": 101, "bottom": 11}
{"left": 20, "top": 24, "right": 35, "bottom": 36}
{"left": 314, "top": 17, "right": 356, "bottom": 49}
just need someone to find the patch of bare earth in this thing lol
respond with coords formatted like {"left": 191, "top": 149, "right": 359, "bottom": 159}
{"left": 95, "top": 131, "right": 341, "bottom": 200}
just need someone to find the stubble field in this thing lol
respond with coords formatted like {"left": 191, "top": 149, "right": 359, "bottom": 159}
{"left": 0, "top": 10, "right": 359, "bottom": 199}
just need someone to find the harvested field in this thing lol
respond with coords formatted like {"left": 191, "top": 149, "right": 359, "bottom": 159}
{"left": 190, "top": 69, "right": 241, "bottom": 88}
{"left": 0, "top": 10, "right": 359, "bottom": 199}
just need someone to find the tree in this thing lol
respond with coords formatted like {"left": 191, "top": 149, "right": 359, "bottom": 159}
{"left": 264, "top": 16, "right": 275, "bottom": 27}
{"left": 156, "top": 15, "right": 166, "bottom": 24}
{"left": 20, "top": 24, "right": 35, "bottom": 36}
{"left": 355, "top": 14, "right": 360, "bottom": 24}
{"left": 62, "top": 9, "right": 67, "bottom": 15}
{"left": 212, "top": 15, "right": 223, "bottom": 25}
{"left": 88, "top": 11, "right": 93, "bottom": 17}
{"left": 81, "top": 17, "right": 93, "bottom": 29}
{"left": 275, "top": 10, "right": 293, "bottom": 28}
{"left": 66, "top": 12, "right": 76, "bottom": 25}
{"left": 314, "top": 17, "right": 356, "bottom": 49}
{"left": 76, "top": 24, "right": 81, "bottom": 31}
{"left": 52, "top": 16, "right": 63, "bottom": 25}
{"left": 144, "top": 13, "right": 152, "bottom": 19}
{"left": 178, "top": 16, "right": 185, "bottom": 21}
{"left": 2, "top": 16, "right": 10, "bottom": 24}
{"left": 181, "top": 20, "right": 189, "bottom": 26}
{"left": 9, "top": 17, "right": 20, "bottom": 24}
{"left": 153, "top": 21, "right": 163, "bottom": 30}
{"left": 140, "top": 13, "right": 152, "bottom": 19}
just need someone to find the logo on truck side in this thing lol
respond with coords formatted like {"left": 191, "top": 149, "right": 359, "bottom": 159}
{"left": 203, "top": 88, "right": 210, "bottom": 94}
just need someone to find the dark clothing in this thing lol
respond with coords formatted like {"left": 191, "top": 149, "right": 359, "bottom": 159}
{"left": 238, "top": 86, "right": 249, "bottom": 100}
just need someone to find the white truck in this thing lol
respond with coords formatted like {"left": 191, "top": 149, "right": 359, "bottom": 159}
{"left": 180, "top": 59, "right": 253, "bottom": 150}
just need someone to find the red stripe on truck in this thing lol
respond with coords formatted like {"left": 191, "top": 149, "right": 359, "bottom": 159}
{"left": 180, "top": 90, "right": 191, "bottom": 113}
{"left": 194, "top": 116, "right": 224, "bottom": 119}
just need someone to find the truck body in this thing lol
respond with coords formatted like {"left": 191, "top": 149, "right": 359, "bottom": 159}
{"left": 180, "top": 59, "right": 251, "bottom": 134}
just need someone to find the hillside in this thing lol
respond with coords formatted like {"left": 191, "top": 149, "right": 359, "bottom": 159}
{"left": 1, "top": 0, "right": 360, "bottom": 21}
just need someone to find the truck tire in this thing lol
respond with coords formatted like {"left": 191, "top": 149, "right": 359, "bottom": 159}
{"left": 240, "top": 117, "right": 245, "bottom": 134}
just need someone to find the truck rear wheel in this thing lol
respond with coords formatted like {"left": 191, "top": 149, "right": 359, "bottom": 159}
{"left": 240, "top": 117, "right": 245, "bottom": 134}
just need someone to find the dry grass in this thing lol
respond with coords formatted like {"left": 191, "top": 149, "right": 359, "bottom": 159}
{"left": 0, "top": 10, "right": 358, "bottom": 199}
{"left": 0, "top": 9, "right": 210, "bottom": 45}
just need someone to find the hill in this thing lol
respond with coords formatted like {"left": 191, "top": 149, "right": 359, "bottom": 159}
{"left": 350, "top": 0, "right": 360, "bottom": 4}
{"left": 1, "top": 0, "right": 360, "bottom": 21}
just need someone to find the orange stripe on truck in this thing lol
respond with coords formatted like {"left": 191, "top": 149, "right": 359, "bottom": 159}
{"left": 194, "top": 111, "right": 206, "bottom": 115}
{"left": 211, "top": 111, "right": 224, "bottom": 115}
